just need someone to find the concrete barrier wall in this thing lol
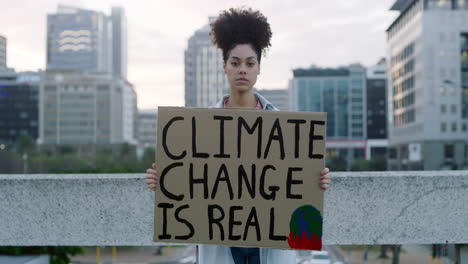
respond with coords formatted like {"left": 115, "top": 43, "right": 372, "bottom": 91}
{"left": 1, "top": 171, "right": 467, "bottom": 245}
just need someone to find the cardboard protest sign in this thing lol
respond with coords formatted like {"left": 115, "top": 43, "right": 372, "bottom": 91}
{"left": 153, "top": 107, "right": 327, "bottom": 250}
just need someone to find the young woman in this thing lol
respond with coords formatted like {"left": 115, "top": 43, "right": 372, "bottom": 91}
{"left": 146, "top": 7, "right": 332, "bottom": 264}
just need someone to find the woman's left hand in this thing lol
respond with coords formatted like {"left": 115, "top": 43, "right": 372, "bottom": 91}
{"left": 319, "top": 167, "right": 331, "bottom": 191}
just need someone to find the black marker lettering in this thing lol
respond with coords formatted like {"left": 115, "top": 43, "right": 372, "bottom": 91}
{"left": 228, "top": 206, "right": 243, "bottom": 241}
{"left": 157, "top": 203, "right": 174, "bottom": 239}
{"left": 192, "top": 117, "right": 209, "bottom": 158}
{"left": 238, "top": 164, "right": 256, "bottom": 199}
{"left": 162, "top": 116, "right": 186, "bottom": 160}
{"left": 264, "top": 118, "right": 285, "bottom": 160}
{"left": 213, "top": 115, "right": 233, "bottom": 158}
{"left": 208, "top": 204, "right": 225, "bottom": 241}
{"left": 269, "top": 207, "right": 286, "bottom": 241}
{"left": 259, "top": 165, "right": 279, "bottom": 201}
{"left": 287, "top": 119, "right": 306, "bottom": 158}
{"left": 243, "top": 207, "right": 261, "bottom": 241}
{"left": 309, "top": 120, "right": 325, "bottom": 159}
{"left": 159, "top": 162, "right": 184, "bottom": 201}
{"left": 286, "top": 167, "right": 303, "bottom": 199}
{"left": 238, "top": 117, "right": 263, "bottom": 159}
{"left": 174, "top": 204, "right": 195, "bottom": 240}
{"left": 211, "top": 164, "right": 234, "bottom": 200}
{"left": 189, "top": 163, "right": 208, "bottom": 199}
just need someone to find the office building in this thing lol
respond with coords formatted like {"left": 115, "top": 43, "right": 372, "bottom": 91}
{"left": 387, "top": 0, "right": 468, "bottom": 170}
{"left": 46, "top": 4, "right": 127, "bottom": 77}
{"left": 185, "top": 17, "right": 229, "bottom": 107}
{"left": 366, "top": 59, "right": 388, "bottom": 159}
{"left": 111, "top": 7, "right": 127, "bottom": 79}
{"left": 289, "top": 64, "right": 367, "bottom": 165}
{"left": 0, "top": 71, "right": 41, "bottom": 146}
{"left": 0, "top": 35, "right": 6, "bottom": 72}
{"left": 38, "top": 71, "right": 137, "bottom": 146}
{"left": 137, "top": 109, "right": 158, "bottom": 148}
{"left": 256, "top": 88, "right": 289, "bottom": 111}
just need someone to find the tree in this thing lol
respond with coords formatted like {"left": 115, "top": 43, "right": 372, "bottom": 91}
{"left": 351, "top": 159, "right": 371, "bottom": 171}
{"left": 0, "top": 246, "right": 84, "bottom": 264}
{"left": 351, "top": 156, "right": 388, "bottom": 172}
{"left": 326, "top": 156, "right": 347, "bottom": 171}
{"left": 16, "top": 134, "right": 36, "bottom": 154}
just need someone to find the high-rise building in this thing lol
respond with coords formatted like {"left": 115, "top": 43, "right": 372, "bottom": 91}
{"left": 38, "top": 71, "right": 137, "bottom": 145}
{"left": 0, "top": 71, "right": 41, "bottom": 146}
{"left": 137, "top": 109, "right": 158, "bottom": 148}
{"left": 46, "top": 5, "right": 127, "bottom": 76}
{"left": 255, "top": 89, "right": 289, "bottom": 111}
{"left": 111, "top": 7, "right": 127, "bottom": 79}
{"left": 289, "top": 64, "right": 367, "bottom": 165}
{"left": 366, "top": 59, "right": 388, "bottom": 159}
{"left": 387, "top": 0, "right": 468, "bottom": 170}
{"left": 185, "top": 17, "right": 228, "bottom": 107}
{"left": 0, "top": 35, "right": 6, "bottom": 72}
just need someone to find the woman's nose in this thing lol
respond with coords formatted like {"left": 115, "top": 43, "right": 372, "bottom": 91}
{"left": 238, "top": 64, "right": 247, "bottom": 74}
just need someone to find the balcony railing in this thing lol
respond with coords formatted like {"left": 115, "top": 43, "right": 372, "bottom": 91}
{"left": 1, "top": 171, "right": 467, "bottom": 262}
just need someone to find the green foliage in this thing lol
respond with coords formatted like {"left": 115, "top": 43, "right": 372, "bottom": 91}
{"left": 351, "top": 156, "right": 387, "bottom": 171}
{"left": 326, "top": 156, "right": 347, "bottom": 171}
{"left": 16, "top": 134, "right": 36, "bottom": 154}
{"left": 351, "top": 159, "right": 371, "bottom": 171}
{"left": 0, "top": 142, "right": 158, "bottom": 263}
{"left": 0, "top": 246, "right": 84, "bottom": 264}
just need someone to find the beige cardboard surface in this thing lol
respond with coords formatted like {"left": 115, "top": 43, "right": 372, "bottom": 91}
{"left": 153, "top": 107, "right": 326, "bottom": 249}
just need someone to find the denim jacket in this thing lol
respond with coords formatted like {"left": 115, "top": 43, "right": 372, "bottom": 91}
{"left": 199, "top": 91, "right": 297, "bottom": 264}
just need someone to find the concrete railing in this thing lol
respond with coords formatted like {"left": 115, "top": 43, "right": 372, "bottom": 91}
{"left": 1, "top": 171, "right": 468, "bottom": 260}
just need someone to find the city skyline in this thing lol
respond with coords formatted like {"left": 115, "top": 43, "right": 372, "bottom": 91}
{"left": 0, "top": 0, "right": 397, "bottom": 109}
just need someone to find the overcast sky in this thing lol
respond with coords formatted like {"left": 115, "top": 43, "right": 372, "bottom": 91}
{"left": 0, "top": 0, "right": 399, "bottom": 109}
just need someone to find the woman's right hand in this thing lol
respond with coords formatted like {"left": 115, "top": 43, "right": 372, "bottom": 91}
{"left": 145, "top": 163, "right": 158, "bottom": 191}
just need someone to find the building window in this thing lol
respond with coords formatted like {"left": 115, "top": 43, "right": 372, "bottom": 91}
{"left": 450, "top": 88, "right": 456, "bottom": 95}
{"left": 440, "top": 87, "right": 446, "bottom": 95}
{"left": 353, "top": 149, "right": 365, "bottom": 159}
{"left": 440, "top": 68, "right": 446, "bottom": 78}
{"left": 460, "top": 33, "right": 468, "bottom": 118}
{"left": 452, "top": 123, "right": 458, "bottom": 132}
{"left": 440, "top": 32, "right": 446, "bottom": 42}
{"left": 441, "top": 104, "right": 446, "bottom": 114}
{"left": 463, "top": 123, "right": 467, "bottom": 131}
{"left": 444, "top": 144, "right": 454, "bottom": 159}
{"left": 441, "top": 122, "right": 447, "bottom": 132}
{"left": 457, "top": 0, "right": 468, "bottom": 9}
{"left": 451, "top": 104, "right": 457, "bottom": 114}
{"left": 389, "top": 148, "right": 397, "bottom": 159}
{"left": 465, "top": 143, "right": 468, "bottom": 160}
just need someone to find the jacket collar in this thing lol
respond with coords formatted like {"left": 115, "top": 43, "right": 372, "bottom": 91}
{"left": 213, "top": 91, "right": 278, "bottom": 111}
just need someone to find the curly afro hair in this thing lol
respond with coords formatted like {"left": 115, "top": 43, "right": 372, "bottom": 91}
{"left": 210, "top": 7, "right": 272, "bottom": 64}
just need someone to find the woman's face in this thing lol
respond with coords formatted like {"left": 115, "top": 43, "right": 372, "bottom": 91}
{"left": 224, "top": 44, "right": 260, "bottom": 93}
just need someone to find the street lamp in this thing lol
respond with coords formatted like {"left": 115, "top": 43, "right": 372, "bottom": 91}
{"left": 22, "top": 153, "right": 28, "bottom": 174}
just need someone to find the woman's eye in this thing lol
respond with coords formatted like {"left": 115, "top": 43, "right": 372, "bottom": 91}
{"left": 248, "top": 63, "right": 254, "bottom": 67}
{"left": 231, "top": 62, "right": 238, "bottom": 66}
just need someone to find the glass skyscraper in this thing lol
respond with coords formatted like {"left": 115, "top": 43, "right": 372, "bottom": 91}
{"left": 290, "top": 65, "right": 367, "bottom": 139}
{"left": 111, "top": 7, "right": 127, "bottom": 79}
{"left": 47, "top": 5, "right": 112, "bottom": 73}
{"left": 0, "top": 72, "right": 41, "bottom": 146}
{"left": 0, "top": 35, "right": 6, "bottom": 72}
{"left": 184, "top": 17, "right": 228, "bottom": 108}
{"left": 46, "top": 5, "right": 127, "bottom": 77}
{"left": 289, "top": 64, "right": 367, "bottom": 166}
